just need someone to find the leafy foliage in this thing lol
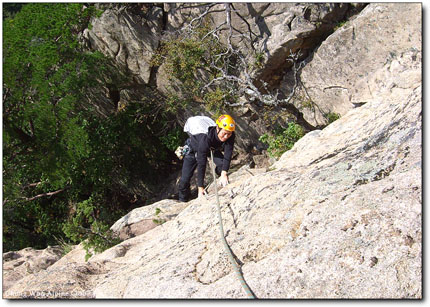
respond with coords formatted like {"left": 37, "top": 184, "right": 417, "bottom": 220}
{"left": 3, "top": 3, "right": 25, "bottom": 19}
{"left": 152, "top": 207, "right": 166, "bottom": 225}
{"left": 153, "top": 21, "right": 235, "bottom": 113}
{"left": 160, "top": 127, "right": 185, "bottom": 152}
{"left": 62, "top": 196, "right": 121, "bottom": 261}
{"left": 259, "top": 122, "right": 305, "bottom": 158}
{"left": 326, "top": 112, "right": 341, "bottom": 124}
{"left": 3, "top": 3, "right": 103, "bottom": 251}
{"left": 203, "top": 87, "right": 236, "bottom": 114}
{"left": 2, "top": 3, "right": 177, "bottom": 254}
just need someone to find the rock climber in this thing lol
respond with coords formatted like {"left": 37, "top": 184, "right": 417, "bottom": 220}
{"left": 178, "top": 114, "right": 236, "bottom": 202}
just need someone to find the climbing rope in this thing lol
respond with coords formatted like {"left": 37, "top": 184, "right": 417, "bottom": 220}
{"left": 210, "top": 150, "right": 256, "bottom": 299}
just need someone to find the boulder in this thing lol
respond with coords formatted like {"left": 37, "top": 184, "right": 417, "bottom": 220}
{"left": 251, "top": 3, "right": 349, "bottom": 85}
{"left": 288, "top": 3, "right": 422, "bottom": 127}
{"left": 110, "top": 199, "right": 189, "bottom": 240}
{"left": 2, "top": 243, "right": 114, "bottom": 299}
{"left": 3, "top": 246, "right": 63, "bottom": 293}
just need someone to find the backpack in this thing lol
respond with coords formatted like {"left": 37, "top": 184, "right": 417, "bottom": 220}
{"left": 184, "top": 116, "right": 216, "bottom": 136}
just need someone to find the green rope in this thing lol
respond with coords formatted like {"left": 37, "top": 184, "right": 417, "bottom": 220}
{"left": 210, "top": 150, "right": 256, "bottom": 299}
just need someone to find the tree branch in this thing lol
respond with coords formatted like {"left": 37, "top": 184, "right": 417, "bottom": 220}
{"left": 24, "top": 188, "right": 67, "bottom": 202}
{"left": 166, "top": 3, "right": 306, "bottom": 111}
{"left": 184, "top": 3, "right": 218, "bottom": 30}
{"left": 24, "top": 182, "right": 42, "bottom": 189}
{"left": 76, "top": 225, "right": 114, "bottom": 243}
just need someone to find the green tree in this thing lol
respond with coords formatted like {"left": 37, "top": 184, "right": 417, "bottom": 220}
{"left": 3, "top": 3, "right": 106, "bottom": 251}
{"left": 3, "top": 3, "right": 176, "bottom": 253}
{"left": 3, "top": 3, "right": 25, "bottom": 20}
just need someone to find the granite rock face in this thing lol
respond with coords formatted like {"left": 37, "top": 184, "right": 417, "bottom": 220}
{"left": 3, "top": 246, "right": 63, "bottom": 293}
{"left": 110, "top": 199, "right": 189, "bottom": 240}
{"left": 80, "top": 3, "right": 421, "bottom": 148}
{"left": 288, "top": 3, "right": 422, "bottom": 127}
{"left": 3, "top": 3, "right": 422, "bottom": 299}
{"left": 4, "top": 39, "right": 421, "bottom": 298}
{"left": 84, "top": 4, "right": 164, "bottom": 85}
{"left": 83, "top": 3, "right": 364, "bottom": 150}
{"left": 98, "top": 45, "right": 422, "bottom": 299}
{"left": 204, "top": 3, "right": 351, "bottom": 83}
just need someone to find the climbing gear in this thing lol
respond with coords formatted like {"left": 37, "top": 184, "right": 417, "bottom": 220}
{"left": 182, "top": 145, "right": 190, "bottom": 156}
{"left": 216, "top": 114, "right": 236, "bottom": 132}
{"left": 184, "top": 116, "right": 216, "bottom": 136}
{"left": 209, "top": 150, "right": 256, "bottom": 299}
{"left": 174, "top": 145, "right": 191, "bottom": 160}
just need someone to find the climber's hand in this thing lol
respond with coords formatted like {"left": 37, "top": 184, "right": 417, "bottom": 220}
{"left": 198, "top": 187, "right": 207, "bottom": 199}
{"left": 219, "top": 171, "right": 229, "bottom": 187}
{"left": 174, "top": 146, "right": 184, "bottom": 160}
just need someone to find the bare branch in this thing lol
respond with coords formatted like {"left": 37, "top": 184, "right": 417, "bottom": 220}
{"left": 3, "top": 87, "right": 11, "bottom": 101}
{"left": 184, "top": 3, "right": 218, "bottom": 30}
{"left": 24, "top": 188, "right": 67, "bottom": 202}
{"left": 225, "top": 3, "right": 233, "bottom": 50}
{"left": 280, "top": 56, "right": 306, "bottom": 105}
{"left": 201, "top": 21, "right": 226, "bottom": 41}
{"left": 177, "top": 3, "right": 218, "bottom": 10}
{"left": 24, "top": 182, "right": 42, "bottom": 189}
{"left": 165, "top": 3, "right": 306, "bottom": 111}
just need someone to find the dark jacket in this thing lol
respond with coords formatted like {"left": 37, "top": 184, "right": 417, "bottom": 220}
{"left": 190, "top": 126, "right": 235, "bottom": 187}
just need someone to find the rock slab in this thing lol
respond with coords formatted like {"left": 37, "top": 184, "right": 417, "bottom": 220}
{"left": 3, "top": 3, "right": 421, "bottom": 299}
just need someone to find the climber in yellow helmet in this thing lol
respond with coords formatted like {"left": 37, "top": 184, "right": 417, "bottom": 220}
{"left": 178, "top": 114, "right": 236, "bottom": 202}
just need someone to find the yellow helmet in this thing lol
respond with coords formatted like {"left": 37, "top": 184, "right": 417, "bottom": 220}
{"left": 216, "top": 114, "right": 236, "bottom": 132}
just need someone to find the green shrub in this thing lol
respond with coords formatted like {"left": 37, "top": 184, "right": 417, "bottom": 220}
{"left": 334, "top": 20, "right": 348, "bottom": 31}
{"left": 326, "top": 112, "right": 341, "bottom": 124}
{"left": 62, "top": 197, "right": 121, "bottom": 260}
{"left": 203, "top": 87, "right": 234, "bottom": 113}
{"left": 152, "top": 207, "right": 166, "bottom": 225}
{"left": 259, "top": 122, "right": 305, "bottom": 158}
{"left": 154, "top": 22, "right": 239, "bottom": 111}
{"left": 253, "top": 51, "right": 265, "bottom": 69}
{"left": 2, "top": 3, "right": 178, "bottom": 253}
